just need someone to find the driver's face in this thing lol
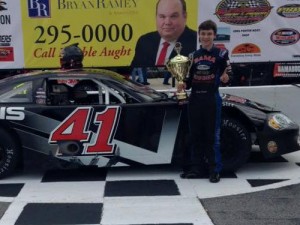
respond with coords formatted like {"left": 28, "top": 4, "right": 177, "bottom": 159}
{"left": 199, "top": 29, "right": 216, "bottom": 50}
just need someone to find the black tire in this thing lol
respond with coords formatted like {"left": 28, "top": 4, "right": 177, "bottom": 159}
{"left": 0, "top": 129, "right": 21, "bottom": 178}
{"left": 221, "top": 117, "right": 252, "bottom": 172}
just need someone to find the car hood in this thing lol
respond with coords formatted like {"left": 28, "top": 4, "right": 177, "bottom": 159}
{"left": 221, "top": 93, "right": 280, "bottom": 126}
{"left": 221, "top": 93, "right": 276, "bottom": 112}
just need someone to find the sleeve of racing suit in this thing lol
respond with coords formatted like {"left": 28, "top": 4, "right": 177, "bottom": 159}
{"left": 220, "top": 49, "right": 233, "bottom": 83}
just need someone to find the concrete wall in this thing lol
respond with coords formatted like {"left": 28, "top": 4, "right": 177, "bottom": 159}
{"left": 220, "top": 84, "right": 300, "bottom": 126}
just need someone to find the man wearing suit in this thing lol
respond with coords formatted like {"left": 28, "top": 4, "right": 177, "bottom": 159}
{"left": 130, "top": 0, "right": 197, "bottom": 85}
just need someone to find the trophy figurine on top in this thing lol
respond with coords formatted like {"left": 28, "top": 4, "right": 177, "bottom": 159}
{"left": 166, "top": 42, "right": 192, "bottom": 103}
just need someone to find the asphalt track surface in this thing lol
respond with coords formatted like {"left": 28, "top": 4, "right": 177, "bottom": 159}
{"left": 0, "top": 79, "right": 299, "bottom": 225}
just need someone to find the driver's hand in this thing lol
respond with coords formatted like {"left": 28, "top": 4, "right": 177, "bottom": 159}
{"left": 220, "top": 72, "right": 229, "bottom": 84}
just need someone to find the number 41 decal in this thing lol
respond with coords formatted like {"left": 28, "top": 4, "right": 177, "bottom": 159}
{"left": 49, "top": 106, "right": 121, "bottom": 155}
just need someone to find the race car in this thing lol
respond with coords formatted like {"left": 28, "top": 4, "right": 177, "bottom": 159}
{"left": 0, "top": 68, "right": 299, "bottom": 178}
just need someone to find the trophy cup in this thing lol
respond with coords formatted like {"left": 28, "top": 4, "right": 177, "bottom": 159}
{"left": 166, "top": 42, "right": 192, "bottom": 102}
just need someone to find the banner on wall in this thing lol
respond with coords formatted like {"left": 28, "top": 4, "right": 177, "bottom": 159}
{"left": 199, "top": 0, "right": 300, "bottom": 63}
{"left": 20, "top": 0, "right": 194, "bottom": 69}
{"left": 3, "top": 0, "right": 198, "bottom": 69}
{"left": 0, "top": 0, "right": 299, "bottom": 69}
{"left": 273, "top": 62, "right": 300, "bottom": 78}
{"left": 0, "top": 1, "right": 24, "bottom": 68}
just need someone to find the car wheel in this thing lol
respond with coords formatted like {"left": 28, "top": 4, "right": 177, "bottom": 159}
{"left": 0, "top": 129, "right": 21, "bottom": 178}
{"left": 221, "top": 117, "right": 252, "bottom": 172}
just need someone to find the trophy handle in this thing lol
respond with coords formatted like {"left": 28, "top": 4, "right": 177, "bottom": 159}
{"left": 186, "top": 53, "right": 194, "bottom": 79}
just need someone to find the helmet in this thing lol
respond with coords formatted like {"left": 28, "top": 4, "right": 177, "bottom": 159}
{"left": 60, "top": 43, "right": 84, "bottom": 69}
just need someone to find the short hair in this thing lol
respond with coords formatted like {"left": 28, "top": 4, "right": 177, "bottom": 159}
{"left": 198, "top": 20, "right": 217, "bottom": 34}
{"left": 156, "top": 0, "right": 187, "bottom": 14}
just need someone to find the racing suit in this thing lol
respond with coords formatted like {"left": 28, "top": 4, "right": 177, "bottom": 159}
{"left": 184, "top": 45, "right": 231, "bottom": 175}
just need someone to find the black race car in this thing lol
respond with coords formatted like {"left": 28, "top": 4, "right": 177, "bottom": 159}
{"left": 0, "top": 69, "right": 299, "bottom": 178}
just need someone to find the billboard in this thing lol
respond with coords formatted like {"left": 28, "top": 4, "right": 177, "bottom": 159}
{"left": 0, "top": 0, "right": 299, "bottom": 69}
{"left": 199, "top": 0, "right": 300, "bottom": 63}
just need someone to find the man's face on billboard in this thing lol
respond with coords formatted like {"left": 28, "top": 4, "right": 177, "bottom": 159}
{"left": 156, "top": 0, "right": 187, "bottom": 42}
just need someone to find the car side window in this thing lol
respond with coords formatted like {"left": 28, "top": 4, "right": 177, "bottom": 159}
{"left": 101, "top": 80, "right": 136, "bottom": 104}
{"left": 47, "top": 80, "right": 73, "bottom": 105}
{"left": 72, "top": 80, "right": 100, "bottom": 105}
{"left": 0, "top": 81, "right": 33, "bottom": 103}
{"left": 46, "top": 79, "right": 101, "bottom": 105}
{"left": 45, "top": 78, "right": 127, "bottom": 106}
{"left": 97, "top": 84, "right": 124, "bottom": 105}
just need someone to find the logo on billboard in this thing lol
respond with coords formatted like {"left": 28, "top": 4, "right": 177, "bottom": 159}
{"left": 27, "top": 0, "right": 50, "bottom": 18}
{"left": 0, "top": 1, "right": 7, "bottom": 11}
{"left": 0, "top": 47, "right": 14, "bottom": 61}
{"left": 277, "top": 4, "right": 300, "bottom": 18}
{"left": 274, "top": 63, "right": 300, "bottom": 78}
{"left": 215, "top": 0, "right": 272, "bottom": 25}
{"left": 0, "top": 1, "right": 10, "bottom": 25}
{"left": 271, "top": 29, "right": 300, "bottom": 46}
{"left": 232, "top": 43, "right": 261, "bottom": 54}
{"left": 0, "top": 35, "right": 11, "bottom": 46}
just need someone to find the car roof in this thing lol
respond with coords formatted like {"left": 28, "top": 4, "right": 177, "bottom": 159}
{"left": 0, "top": 68, "right": 124, "bottom": 85}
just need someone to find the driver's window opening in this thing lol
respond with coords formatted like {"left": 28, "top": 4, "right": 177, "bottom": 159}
{"left": 46, "top": 78, "right": 127, "bottom": 106}
{"left": 47, "top": 79, "right": 100, "bottom": 105}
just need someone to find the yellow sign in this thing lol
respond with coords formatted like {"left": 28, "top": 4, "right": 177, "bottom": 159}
{"left": 21, "top": 0, "right": 198, "bottom": 69}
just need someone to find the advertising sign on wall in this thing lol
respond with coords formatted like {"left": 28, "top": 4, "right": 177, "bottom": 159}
{"left": 199, "top": 0, "right": 300, "bottom": 63}
{"left": 20, "top": 0, "right": 197, "bottom": 69}
{"left": 0, "top": 1, "right": 24, "bottom": 68}
{"left": 0, "top": 0, "right": 299, "bottom": 69}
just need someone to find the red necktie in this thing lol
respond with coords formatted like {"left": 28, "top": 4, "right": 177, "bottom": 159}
{"left": 156, "top": 42, "right": 170, "bottom": 66}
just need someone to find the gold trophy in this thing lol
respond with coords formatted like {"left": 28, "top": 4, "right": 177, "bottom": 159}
{"left": 166, "top": 42, "right": 192, "bottom": 102}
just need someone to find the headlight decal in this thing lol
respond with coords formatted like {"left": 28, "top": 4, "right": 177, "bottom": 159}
{"left": 268, "top": 113, "right": 293, "bottom": 130}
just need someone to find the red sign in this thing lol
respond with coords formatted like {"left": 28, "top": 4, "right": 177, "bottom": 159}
{"left": 0, "top": 47, "right": 14, "bottom": 61}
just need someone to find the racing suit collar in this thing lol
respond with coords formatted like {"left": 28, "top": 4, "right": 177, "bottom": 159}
{"left": 200, "top": 44, "right": 215, "bottom": 53}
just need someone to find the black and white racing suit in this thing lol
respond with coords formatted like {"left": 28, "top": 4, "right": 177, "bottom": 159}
{"left": 185, "top": 46, "right": 231, "bottom": 174}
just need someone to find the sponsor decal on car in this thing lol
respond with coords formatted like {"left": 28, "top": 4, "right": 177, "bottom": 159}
{"left": 270, "top": 28, "right": 300, "bottom": 46}
{"left": 0, "top": 107, "right": 25, "bottom": 121}
{"left": 215, "top": 0, "right": 272, "bottom": 25}
{"left": 224, "top": 95, "right": 247, "bottom": 104}
{"left": 223, "top": 119, "right": 247, "bottom": 140}
{"left": 49, "top": 106, "right": 121, "bottom": 156}
{"left": 268, "top": 114, "right": 293, "bottom": 130}
{"left": 277, "top": 4, "right": 300, "bottom": 18}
